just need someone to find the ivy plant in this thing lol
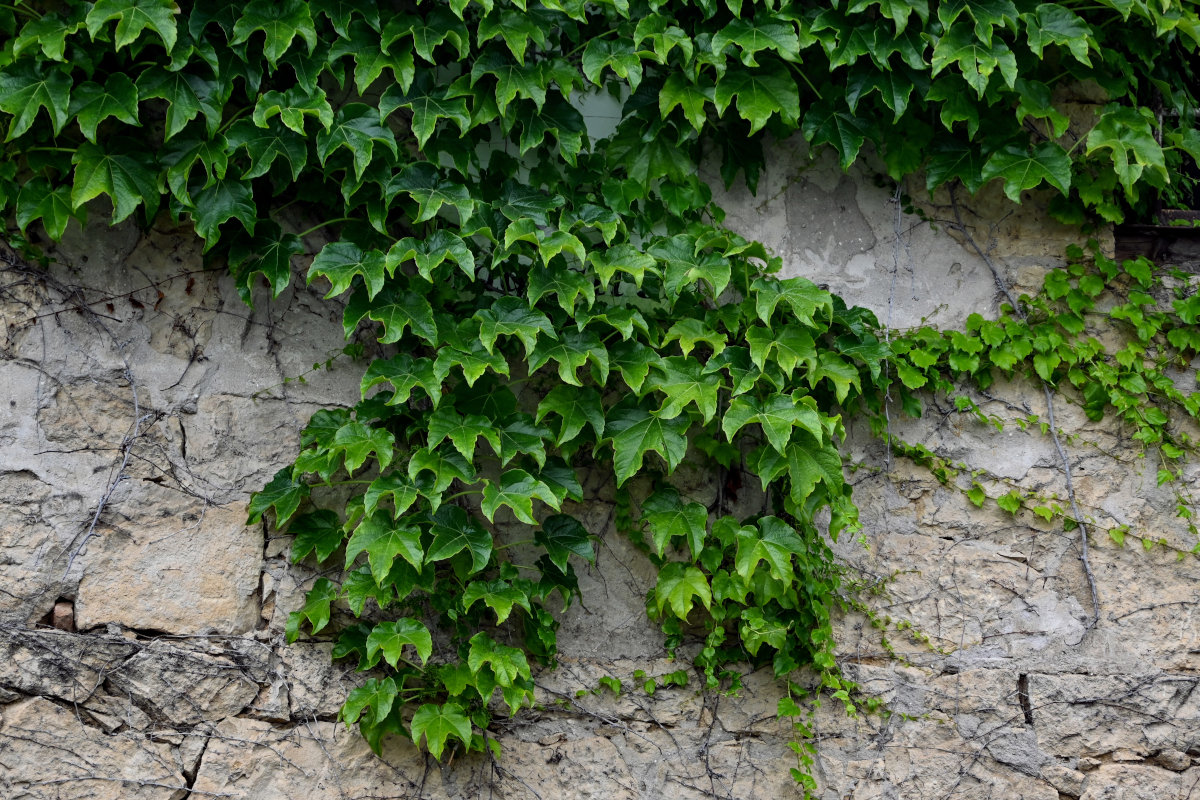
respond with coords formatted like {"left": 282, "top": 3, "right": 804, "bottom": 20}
{"left": 2, "top": 0, "right": 1199, "bottom": 790}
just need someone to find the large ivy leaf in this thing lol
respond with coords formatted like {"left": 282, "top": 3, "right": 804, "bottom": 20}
{"left": 309, "top": 242, "right": 387, "bottom": 299}
{"left": 86, "top": 0, "right": 179, "bottom": 53}
{"left": 361, "top": 353, "right": 444, "bottom": 407}
{"left": 1086, "top": 105, "right": 1167, "bottom": 199}
{"left": 648, "top": 235, "right": 732, "bottom": 299}
{"left": 723, "top": 394, "right": 825, "bottom": 454}
{"left": 231, "top": 0, "right": 317, "bottom": 66}
{"left": 925, "top": 138, "right": 989, "bottom": 193}
{"left": 801, "top": 101, "right": 872, "bottom": 170}
{"left": 316, "top": 103, "right": 398, "bottom": 180}
{"left": 712, "top": 16, "right": 801, "bottom": 66}
{"left": 225, "top": 119, "right": 308, "bottom": 181}
{"left": 367, "top": 285, "right": 439, "bottom": 345}
{"left": 363, "top": 472, "right": 422, "bottom": 518}
{"left": 713, "top": 64, "right": 800, "bottom": 135}
{"left": 659, "top": 72, "right": 713, "bottom": 131}
{"left": 332, "top": 421, "right": 394, "bottom": 473}
{"left": 0, "top": 61, "right": 73, "bottom": 139}
{"left": 467, "top": 632, "right": 531, "bottom": 686}
{"left": 581, "top": 38, "right": 643, "bottom": 90}
{"left": 1022, "top": 4, "right": 1093, "bottom": 64}
{"left": 385, "top": 162, "right": 474, "bottom": 224}
{"left": 605, "top": 403, "right": 690, "bottom": 486}
{"left": 289, "top": 509, "right": 344, "bottom": 563}
{"left": 330, "top": 20, "right": 415, "bottom": 94}
{"left": 288, "top": 577, "right": 338, "bottom": 641}
{"left": 247, "top": 467, "right": 309, "bottom": 525}
{"left": 528, "top": 328, "right": 608, "bottom": 386}
{"left": 642, "top": 487, "right": 708, "bottom": 560}
{"left": 740, "top": 607, "right": 790, "bottom": 656}
{"left": 252, "top": 85, "right": 333, "bottom": 134}
{"left": 653, "top": 561, "right": 712, "bottom": 621}
{"left": 646, "top": 356, "right": 722, "bottom": 423}
{"left": 534, "top": 514, "right": 595, "bottom": 573}
{"left": 462, "top": 579, "right": 532, "bottom": 624}
{"left": 410, "top": 702, "right": 472, "bottom": 760}
{"left": 380, "top": 75, "right": 471, "bottom": 147}
{"left": 931, "top": 23, "right": 1017, "bottom": 97}
{"left": 13, "top": 8, "right": 87, "bottom": 61}
{"left": 750, "top": 277, "right": 833, "bottom": 328}
{"left": 190, "top": 178, "right": 257, "bottom": 242}
{"left": 16, "top": 179, "right": 82, "bottom": 240}
{"left": 481, "top": 469, "right": 560, "bottom": 524}
{"left": 427, "top": 505, "right": 492, "bottom": 573}
{"left": 68, "top": 74, "right": 140, "bottom": 143}
{"left": 366, "top": 618, "right": 433, "bottom": 667}
{"left": 341, "top": 677, "right": 398, "bottom": 727}
{"left": 427, "top": 405, "right": 500, "bottom": 462}
{"left": 476, "top": 296, "right": 557, "bottom": 356}
{"left": 136, "top": 68, "right": 223, "bottom": 141}
{"left": 70, "top": 141, "right": 160, "bottom": 224}
{"left": 981, "top": 142, "right": 1072, "bottom": 202}
{"left": 734, "top": 516, "right": 806, "bottom": 583}
{"left": 408, "top": 447, "right": 475, "bottom": 497}
{"left": 536, "top": 385, "right": 605, "bottom": 444}
{"left": 344, "top": 510, "right": 424, "bottom": 581}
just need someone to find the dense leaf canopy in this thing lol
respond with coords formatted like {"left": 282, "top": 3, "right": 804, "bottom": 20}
{"left": 2, "top": 0, "right": 1198, "bottom": 783}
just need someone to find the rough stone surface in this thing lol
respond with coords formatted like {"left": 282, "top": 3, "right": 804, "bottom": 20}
{"left": 1, "top": 142, "right": 1197, "bottom": 799}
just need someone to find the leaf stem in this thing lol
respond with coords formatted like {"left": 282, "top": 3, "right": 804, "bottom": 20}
{"left": 787, "top": 62, "right": 822, "bottom": 101}
{"left": 298, "top": 217, "right": 357, "bottom": 238}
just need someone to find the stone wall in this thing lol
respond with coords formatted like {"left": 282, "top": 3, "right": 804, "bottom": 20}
{"left": 1, "top": 143, "right": 1197, "bottom": 800}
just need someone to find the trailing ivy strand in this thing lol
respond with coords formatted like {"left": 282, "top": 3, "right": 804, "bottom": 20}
{"left": 1, "top": 0, "right": 1198, "bottom": 790}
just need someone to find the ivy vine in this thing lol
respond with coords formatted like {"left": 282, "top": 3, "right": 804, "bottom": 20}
{"left": 2, "top": 0, "right": 1199, "bottom": 790}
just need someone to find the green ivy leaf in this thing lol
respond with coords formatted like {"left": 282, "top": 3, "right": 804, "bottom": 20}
{"left": 363, "top": 472, "right": 422, "bottom": 519}
{"left": 427, "top": 405, "right": 500, "bottom": 462}
{"left": 344, "top": 510, "right": 424, "bottom": 581}
{"left": 930, "top": 23, "right": 1017, "bottom": 97}
{"left": 534, "top": 514, "right": 595, "bottom": 572}
{"left": 606, "top": 403, "right": 690, "bottom": 486}
{"left": 462, "top": 579, "right": 532, "bottom": 624}
{"left": 735, "top": 516, "right": 806, "bottom": 583}
{"left": 476, "top": 296, "right": 557, "bottom": 356}
{"left": 981, "top": 142, "right": 1072, "bottom": 202}
{"left": 288, "top": 577, "right": 338, "bottom": 641}
{"left": 86, "top": 0, "right": 179, "bottom": 54}
{"left": 653, "top": 561, "right": 712, "bottom": 621}
{"left": 380, "top": 74, "right": 471, "bottom": 147}
{"left": 481, "top": 469, "right": 560, "bottom": 524}
{"left": 361, "top": 353, "right": 444, "bottom": 407}
{"left": 316, "top": 103, "right": 398, "bottom": 180}
{"left": 724, "top": 394, "right": 825, "bottom": 454}
{"left": 16, "top": 179, "right": 81, "bottom": 240}
{"left": 367, "top": 285, "right": 439, "bottom": 345}
{"left": 309, "top": 242, "right": 387, "bottom": 299}
{"left": 751, "top": 276, "right": 833, "bottom": 328}
{"left": 712, "top": 16, "right": 802, "bottom": 66}
{"left": 290, "top": 509, "right": 344, "bottom": 563}
{"left": 740, "top": 606, "right": 789, "bottom": 656}
{"left": 231, "top": 0, "right": 318, "bottom": 67}
{"left": 467, "top": 632, "right": 531, "bottom": 686}
{"left": 330, "top": 20, "right": 415, "bottom": 94}
{"left": 190, "top": 178, "right": 257, "bottom": 242}
{"left": 714, "top": 64, "right": 800, "bottom": 135}
{"left": 341, "top": 677, "right": 398, "bottom": 727}
{"left": 536, "top": 385, "right": 605, "bottom": 444}
{"left": 642, "top": 487, "right": 708, "bottom": 560}
{"left": 408, "top": 447, "right": 475, "bottom": 498}
{"left": 366, "top": 618, "right": 433, "bottom": 666}
{"left": 427, "top": 505, "right": 492, "bottom": 573}
{"left": 1022, "top": 4, "right": 1093, "bottom": 64}
{"left": 1086, "top": 106, "right": 1167, "bottom": 199}
{"left": 136, "top": 68, "right": 223, "bottom": 141}
{"left": 646, "top": 356, "right": 722, "bottom": 423}
{"left": 0, "top": 60, "right": 73, "bottom": 139}
{"left": 70, "top": 141, "right": 160, "bottom": 224}
{"left": 225, "top": 119, "right": 308, "bottom": 182}
{"left": 68, "top": 74, "right": 140, "bottom": 144}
